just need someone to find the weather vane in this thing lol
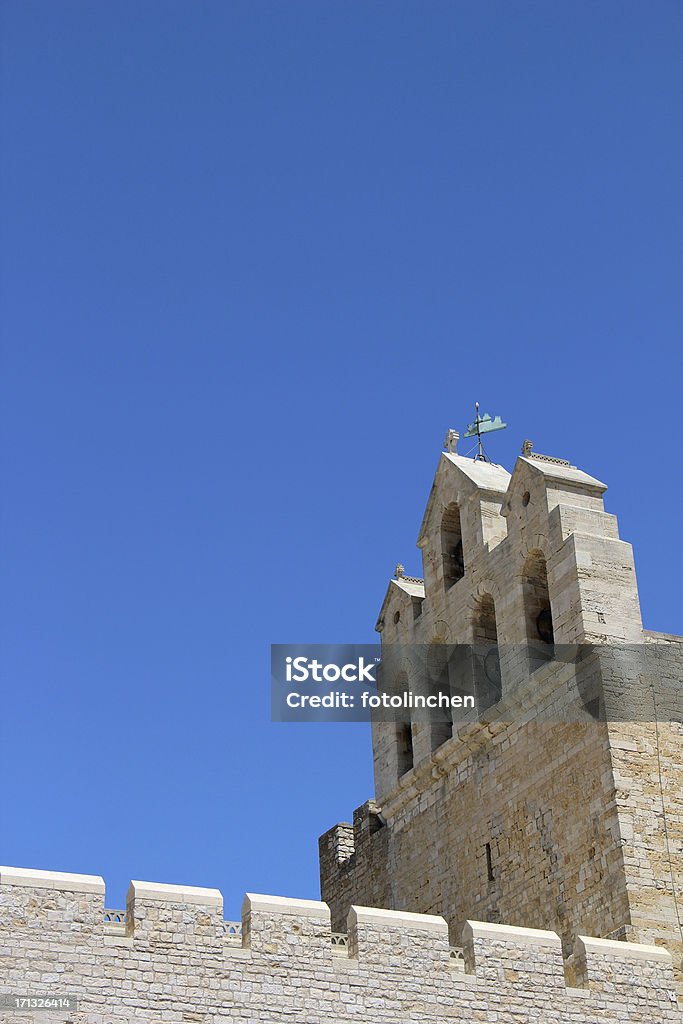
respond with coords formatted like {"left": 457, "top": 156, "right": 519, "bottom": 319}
{"left": 463, "top": 402, "right": 507, "bottom": 461}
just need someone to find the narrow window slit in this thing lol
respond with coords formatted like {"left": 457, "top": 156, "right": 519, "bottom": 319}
{"left": 486, "top": 842, "right": 494, "bottom": 882}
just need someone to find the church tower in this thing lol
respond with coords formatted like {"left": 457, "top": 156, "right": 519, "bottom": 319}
{"left": 319, "top": 435, "right": 683, "bottom": 976}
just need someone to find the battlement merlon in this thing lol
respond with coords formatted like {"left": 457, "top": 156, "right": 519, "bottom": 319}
{"left": 347, "top": 904, "right": 451, "bottom": 966}
{"left": 573, "top": 934, "right": 678, "bottom": 994}
{"left": 128, "top": 879, "right": 223, "bottom": 908}
{"left": 0, "top": 865, "right": 105, "bottom": 894}
{"left": 0, "top": 865, "right": 106, "bottom": 928}
{"left": 463, "top": 920, "right": 566, "bottom": 990}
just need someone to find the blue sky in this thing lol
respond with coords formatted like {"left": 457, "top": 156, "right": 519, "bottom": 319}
{"left": 1, "top": 2, "right": 681, "bottom": 914}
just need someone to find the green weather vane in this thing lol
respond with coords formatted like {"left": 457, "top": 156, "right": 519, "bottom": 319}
{"left": 463, "top": 402, "right": 507, "bottom": 461}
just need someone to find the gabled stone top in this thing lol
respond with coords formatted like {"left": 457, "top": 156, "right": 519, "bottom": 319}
{"left": 375, "top": 577, "right": 425, "bottom": 632}
{"left": 518, "top": 455, "right": 607, "bottom": 493}
{"left": 416, "top": 454, "right": 511, "bottom": 548}
{"left": 442, "top": 453, "right": 511, "bottom": 491}
{"left": 393, "top": 577, "right": 425, "bottom": 597}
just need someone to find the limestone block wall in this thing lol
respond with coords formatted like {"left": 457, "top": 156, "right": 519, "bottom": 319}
{"left": 0, "top": 867, "right": 680, "bottom": 1023}
{"left": 598, "top": 643, "right": 683, "bottom": 969}
{"left": 608, "top": 713, "right": 683, "bottom": 970}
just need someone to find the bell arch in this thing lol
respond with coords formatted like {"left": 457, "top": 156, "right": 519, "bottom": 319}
{"left": 522, "top": 548, "right": 555, "bottom": 668}
{"left": 440, "top": 502, "right": 465, "bottom": 591}
{"left": 472, "top": 592, "right": 502, "bottom": 709}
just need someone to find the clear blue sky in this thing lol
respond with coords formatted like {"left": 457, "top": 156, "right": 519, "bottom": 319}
{"left": 1, "top": 2, "right": 681, "bottom": 914}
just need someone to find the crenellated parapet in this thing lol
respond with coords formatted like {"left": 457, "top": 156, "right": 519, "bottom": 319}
{"left": 0, "top": 865, "right": 681, "bottom": 1022}
{"left": 318, "top": 800, "right": 391, "bottom": 933}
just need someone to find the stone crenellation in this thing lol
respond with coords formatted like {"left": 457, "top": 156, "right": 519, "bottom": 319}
{"left": 0, "top": 866, "right": 681, "bottom": 1023}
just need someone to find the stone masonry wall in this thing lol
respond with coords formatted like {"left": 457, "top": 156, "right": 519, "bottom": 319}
{"left": 321, "top": 647, "right": 683, "bottom": 971}
{"left": 321, "top": 660, "right": 630, "bottom": 950}
{"left": 0, "top": 867, "right": 681, "bottom": 1023}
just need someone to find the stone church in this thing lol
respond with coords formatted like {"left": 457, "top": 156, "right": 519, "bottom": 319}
{"left": 1, "top": 436, "right": 681, "bottom": 1022}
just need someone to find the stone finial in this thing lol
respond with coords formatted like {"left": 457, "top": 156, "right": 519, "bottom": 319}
{"left": 443, "top": 429, "right": 459, "bottom": 454}
{"left": 521, "top": 439, "right": 533, "bottom": 456}
{"left": 394, "top": 564, "right": 405, "bottom": 579}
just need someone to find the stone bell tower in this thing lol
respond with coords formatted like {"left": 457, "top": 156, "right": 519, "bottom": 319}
{"left": 319, "top": 434, "right": 683, "bottom": 976}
